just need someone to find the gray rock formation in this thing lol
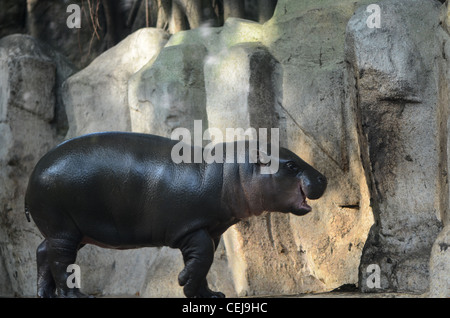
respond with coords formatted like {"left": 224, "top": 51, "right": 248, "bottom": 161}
{"left": 429, "top": 2, "right": 450, "bottom": 298}
{"left": 260, "top": 0, "right": 376, "bottom": 295}
{"left": 128, "top": 42, "right": 209, "bottom": 137}
{"left": 429, "top": 225, "right": 450, "bottom": 297}
{"left": 346, "top": 0, "right": 445, "bottom": 293}
{"left": 63, "top": 28, "right": 169, "bottom": 139}
{"left": 0, "top": 34, "right": 75, "bottom": 296}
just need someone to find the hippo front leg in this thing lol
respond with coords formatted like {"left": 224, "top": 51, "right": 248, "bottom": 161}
{"left": 195, "top": 236, "right": 225, "bottom": 298}
{"left": 177, "top": 230, "right": 225, "bottom": 298}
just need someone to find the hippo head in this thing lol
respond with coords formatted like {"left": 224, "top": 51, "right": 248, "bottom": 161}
{"left": 245, "top": 146, "right": 327, "bottom": 216}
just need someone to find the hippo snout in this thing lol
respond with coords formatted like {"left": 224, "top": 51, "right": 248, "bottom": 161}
{"left": 300, "top": 170, "right": 327, "bottom": 200}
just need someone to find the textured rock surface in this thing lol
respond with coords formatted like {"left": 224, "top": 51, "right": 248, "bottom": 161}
{"left": 128, "top": 42, "right": 208, "bottom": 137}
{"left": 258, "top": 0, "right": 375, "bottom": 294}
{"left": 204, "top": 42, "right": 280, "bottom": 135}
{"left": 63, "top": 28, "right": 169, "bottom": 139}
{"left": 429, "top": 3, "right": 450, "bottom": 298}
{"left": 0, "top": 34, "right": 74, "bottom": 296}
{"left": 440, "top": 0, "right": 450, "bottom": 34}
{"left": 429, "top": 225, "right": 450, "bottom": 297}
{"left": 346, "top": 0, "right": 445, "bottom": 293}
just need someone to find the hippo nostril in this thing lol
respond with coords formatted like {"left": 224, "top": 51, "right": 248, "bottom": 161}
{"left": 318, "top": 175, "right": 326, "bottom": 184}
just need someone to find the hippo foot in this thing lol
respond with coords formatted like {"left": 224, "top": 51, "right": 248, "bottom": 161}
{"left": 57, "top": 289, "right": 94, "bottom": 298}
{"left": 183, "top": 285, "right": 226, "bottom": 298}
{"left": 179, "top": 271, "right": 225, "bottom": 298}
{"left": 193, "top": 286, "right": 225, "bottom": 298}
{"left": 193, "top": 280, "right": 225, "bottom": 298}
{"left": 37, "top": 280, "right": 56, "bottom": 298}
{"left": 179, "top": 269, "right": 225, "bottom": 298}
{"left": 37, "top": 289, "right": 56, "bottom": 298}
{"left": 178, "top": 230, "right": 220, "bottom": 298}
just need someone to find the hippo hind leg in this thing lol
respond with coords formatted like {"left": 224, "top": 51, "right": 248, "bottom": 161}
{"left": 36, "top": 239, "right": 56, "bottom": 298}
{"left": 178, "top": 230, "right": 225, "bottom": 298}
{"left": 46, "top": 237, "right": 92, "bottom": 298}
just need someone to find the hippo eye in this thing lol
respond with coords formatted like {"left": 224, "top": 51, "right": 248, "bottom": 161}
{"left": 285, "top": 161, "right": 299, "bottom": 172}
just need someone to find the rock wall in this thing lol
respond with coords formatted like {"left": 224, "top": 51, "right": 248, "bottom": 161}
{"left": 0, "top": 34, "right": 75, "bottom": 296}
{"left": 1, "top": 0, "right": 449, "bottom": 297}
{"left": 429, "top": 1, "right": 450, "bottom": 298}
{"left": 63, "top": 28, "right": 170, "bottom": 138}
{"left": 346, "top": 0, "right": 448, "bottom": 294}
{"left": 259, "top": 0, "right": 376, "bottom": 294}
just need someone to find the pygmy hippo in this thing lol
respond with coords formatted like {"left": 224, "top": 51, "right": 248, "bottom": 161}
{"left": 25, "top": 132, "right": 327, "bottom": 298}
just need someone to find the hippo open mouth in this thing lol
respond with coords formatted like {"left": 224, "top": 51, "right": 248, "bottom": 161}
{"left": 294, "top": 184, "right": 312, "bottom": 215}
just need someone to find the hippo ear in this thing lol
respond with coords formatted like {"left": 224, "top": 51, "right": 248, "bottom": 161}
{"left": 249, "top": 149, "right": 270, "bottom": 166}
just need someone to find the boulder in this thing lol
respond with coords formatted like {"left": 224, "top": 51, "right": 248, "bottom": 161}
{"left": 204, "top": 42, "right": 280, "bottom": 134}
{"left": 257, "top": 0, "right": 376, "bottom": 294}
{"left": 0, "top": 34, "right": 75, "bottom": 296}
{"left": 128, "top": 18, "right": 265, "bottom": 138}
{"left": 440, "top": 0, "right": 450, "bottom": 35}
{"left": 128, "top": 43, "right": 208, "bottom": 137}
{"left": 429, "top": 3, "right": 450, "bottom": 298}
{"left": 429, "top": 225, "right": 450, "bottom": 297}
{"left": 345, "top": 0, "right": 444, "bottom": 293}
{"left": 63, "top": 28, "right": 169, "bottom": 139}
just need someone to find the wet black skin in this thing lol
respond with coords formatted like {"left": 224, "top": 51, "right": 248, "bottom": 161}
{"left": 25, "top": 132, "right": 327, "bottom": 298}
